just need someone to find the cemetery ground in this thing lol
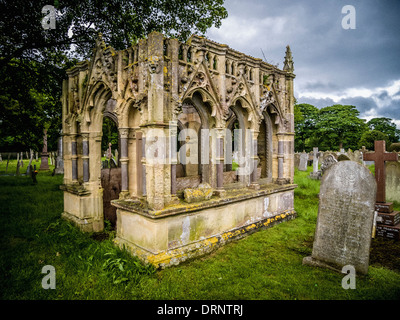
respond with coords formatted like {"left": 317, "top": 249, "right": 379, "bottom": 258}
{"left": 0, "top": 160, "right": 399, "bottom": 300}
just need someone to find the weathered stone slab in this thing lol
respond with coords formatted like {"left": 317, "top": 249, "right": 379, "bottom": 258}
{"left": 298, "top": 152, "right": 308, "bottom": 171}
{"left": 386, "top": 160, "right": 400, "bottom": 203}
{"left": 377, "top": 211, "right": 400, "bottom": 226}
{"left": 375, "top": 202, "right": 393, "bottom": 213}
{"left": 376, "top": 224, "right": 400, "bottom": 240}
{"left": 303, "top": 161, "right": 377, "bottom": 274}
{"left": 320, "top": 154, "right": 337, "bottom": 175}
{"left": 294, "top": 153, "right": 300, "bottom": 169}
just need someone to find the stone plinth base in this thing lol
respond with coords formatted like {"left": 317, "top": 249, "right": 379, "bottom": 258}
{"left": 302, "top": 256, "right": 345, "bottom": 274}
{"left": 60, "top": 183, "right": 104, "bottom": 232}
{"left": 112, "top": 183, "right": 297, "bottom": 268}
{"left": 309, "top": 171, "right": 321, "bottom": 180}
{"left": 40, "top": 154, "right": 50, "bottom": 170}
{"left": 376, "top": 224, "right": 400, "bottom": 240}
{"left": 377, "top": 211, "right": 400, "bottom": 226}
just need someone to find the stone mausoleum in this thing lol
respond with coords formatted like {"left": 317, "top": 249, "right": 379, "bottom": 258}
{"left": 61, "top": 32, "right": 297, "bottom": 267}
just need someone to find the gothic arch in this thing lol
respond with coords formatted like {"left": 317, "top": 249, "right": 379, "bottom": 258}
{"left": 230, "top": 95, "right": 260, "bottom": 132}
{"left": 258, "top": 110, "right": 275, "bottom": 182}
{"left": 184, "top": 87, "right": 220, "bottom": 121}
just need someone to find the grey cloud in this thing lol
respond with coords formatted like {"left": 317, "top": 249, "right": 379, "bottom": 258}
{"left": 207, "top": 0, "right": 400, "bottom": 128}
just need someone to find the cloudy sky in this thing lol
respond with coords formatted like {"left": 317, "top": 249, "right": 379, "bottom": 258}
{"left": 205, "top": 0, "right": 400, "bottom": 129}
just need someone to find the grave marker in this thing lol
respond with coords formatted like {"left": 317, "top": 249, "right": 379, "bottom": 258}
{"left": 303, "top": 161, "right": 377, "bottom": 274}
{"left": 309, "top": 147, "right": 321, "bottom": 179}
{"left": 298, "top": 152, "right": 308, "bottom": 171}
{"left": 39, "top": 129, "right": 50, "bottom": 170}
{"left": 363, "top": 140, "right": 398, "bottom": 205}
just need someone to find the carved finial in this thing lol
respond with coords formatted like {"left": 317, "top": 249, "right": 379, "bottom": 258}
{"left": 95, "top": 33, "right": 106, "bottom": 50}
{"left": 283, "top": 45, "right": 294, "bottom": 73}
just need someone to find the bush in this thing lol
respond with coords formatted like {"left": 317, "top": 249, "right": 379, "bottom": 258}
{"left": 359, "top": 130, "right": 389, "bottom": 150}
{"left": 389, "top": 142, "right": 400, "bottom": 152}
{"left": 337, "top": 154, "right": 350, "bottom": 161}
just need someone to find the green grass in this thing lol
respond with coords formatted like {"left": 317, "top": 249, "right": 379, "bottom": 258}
{"left": 0, "top": 160, "right": 399, "bottom": 300}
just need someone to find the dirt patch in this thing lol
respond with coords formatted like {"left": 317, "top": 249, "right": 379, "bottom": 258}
{"left": 90, "top": 232, "right": 110, "bottom": 242}
{"left": 370, "top": 237, "right": 400, "bottom": 272}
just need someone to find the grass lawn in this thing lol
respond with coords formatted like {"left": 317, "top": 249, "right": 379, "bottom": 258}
{"left": 0, "top": 160, "right": 399, "bottom": 300}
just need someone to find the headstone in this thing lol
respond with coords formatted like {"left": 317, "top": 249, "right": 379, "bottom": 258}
{"left": 337, "top": 153, "right": 350, "bottom": 161}
{"left": 352, "top": 150, "right": 362, "bottom": 163}
{"left": 303, "top": 161, "right": 377, "bottom": 274}
{"left": 386, "top": 160, "right": 400, "bottom": 203}
{"left": 320, "top": 154, "right": 337, "bottom": 175}
{"left": 294, "top": 153, "right": 300, "bottom": 169}
{"left": 363, "top": 140, "right": 398, "bottom": 208}
{"left": 20, "top": 152, "right": 24, "bottom": 167}
{"left": 16, "top": 160, "right": 21, "bottom": 176}
{"left": 26, "top": 149, "right": 34, "bottom": 175}
{"left": 39, "top": 129, "right": 50, "bottom": 170}
{"left": 5, "top": 153, "right": 10, "bottom": 172}
{"left": 309, "top": 147, "right": 321, "bottom": 180}
{"left": 364, "top": 141, "right": 400, "bottom": 240}
{"left": 298, "top": 152, "right": 308, "bottom": 171}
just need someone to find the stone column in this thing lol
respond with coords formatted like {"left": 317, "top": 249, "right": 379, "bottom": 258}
{"left": 214, "top": 129, "right": 226, "bottom": 197}
{"left": 119, "top": 128, "right": 129, "bottom": 197}
{"left": 135, "top": 131, "right": 145, "bottom": 196}
{"left": 54, "top": 135, "right": 64, "bottom": 174}
{"left": 249, "top": 130, "right": 260, "bottom": 189}
{"left": 216, "top": 136, "right": 224, "bottom": 188}
{"left": 82, "top": 133, "right": 89, "bottom": 183}
{"left": 169, "top": 121, "right": 178, "bottom": 196}
{"left": 71, "top": 134, "right": 78, "bottom": 182}
{"left": 276, "top": 136, "right": 285, "bottom": 185}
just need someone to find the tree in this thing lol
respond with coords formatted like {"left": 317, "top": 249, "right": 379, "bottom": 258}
{"left": 294, "top": 103, "right": 319, "bottom": 152}
{"left": 367, "top": 117, "right": 400, "bottom": 143}
{"left": 316, "top": 105, "right": 367, "bottom": 151}
{"left": 0, "top": 0, "right": 228, "bottom": 151}
{"left": 358, "top": 130, "right": 390, "bottom": 150}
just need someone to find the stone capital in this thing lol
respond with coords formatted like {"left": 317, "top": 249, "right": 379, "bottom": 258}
{"left": 119, "top": 128, "right": 130, "bottom": 139}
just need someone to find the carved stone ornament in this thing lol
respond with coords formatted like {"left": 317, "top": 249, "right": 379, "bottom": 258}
{"left": 148, "top": 56, "right": 161, "bottom": 74}
{"left": 260, "top": 87, "right": 275, "bottom": 113}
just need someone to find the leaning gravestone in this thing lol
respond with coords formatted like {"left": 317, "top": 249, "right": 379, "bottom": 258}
{"left": 298, "top": 152, "right": 308, "bottom": 171}
{"left": 303, "top": 161, "right": 377, "bottom": 274}
{"left": 320, "top": 154, "right": 337, "bottom": 175}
